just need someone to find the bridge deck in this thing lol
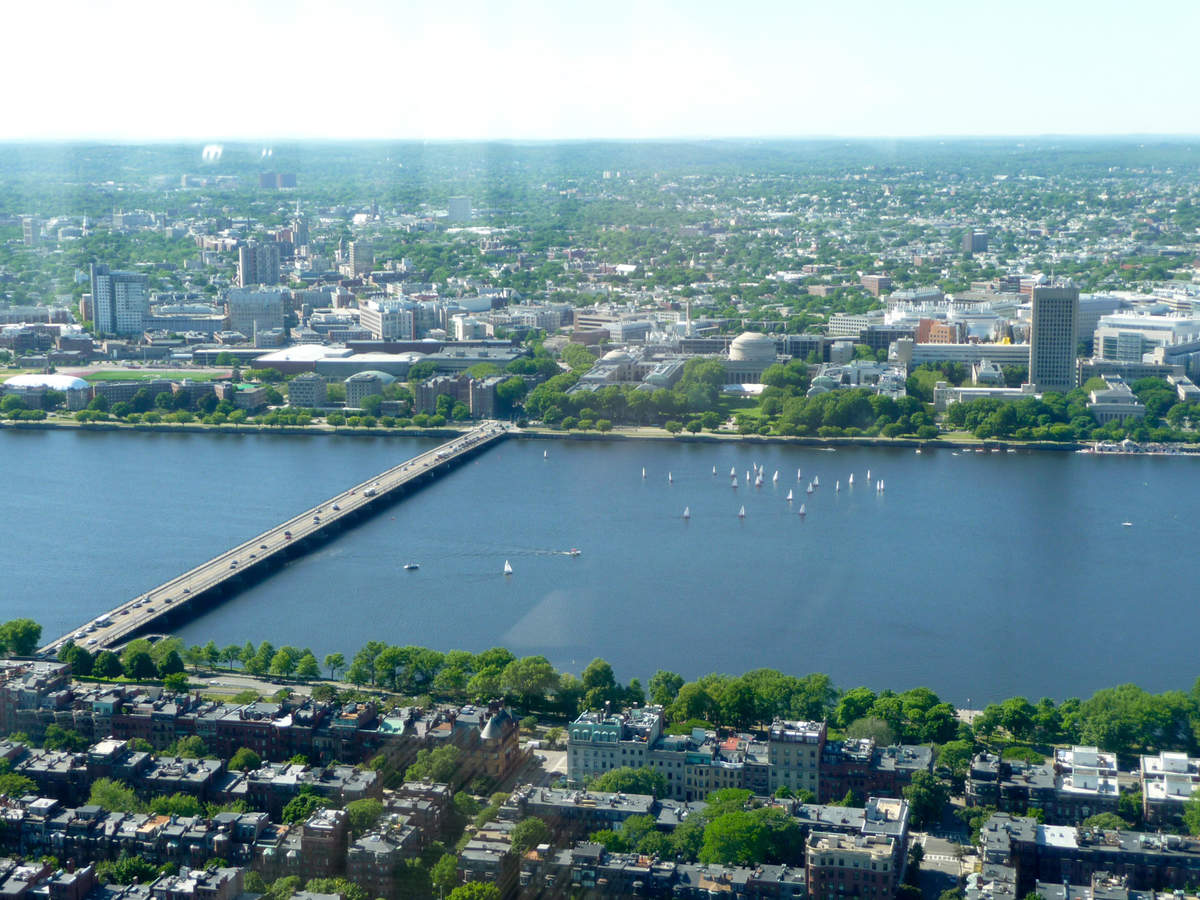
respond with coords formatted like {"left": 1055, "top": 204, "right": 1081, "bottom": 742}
{"left": 42, "top": 422, "right": 510, "bottom": 655}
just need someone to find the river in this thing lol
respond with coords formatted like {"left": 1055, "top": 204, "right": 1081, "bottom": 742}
{"left": 1, "top": 427, "right": 1193, "bottom": 704}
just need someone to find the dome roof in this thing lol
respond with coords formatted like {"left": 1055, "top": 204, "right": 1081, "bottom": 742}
{"left": 729, "top": 332, "right": 776, "bottom": 363}
{"left": 344, "top": 370, "right": 396, "bottom": 384}
{"left": 4, "top": 374, "right": 89, "bottom": 391}
{"left": 602, "top": 349, "right": 631, "bottom": 362}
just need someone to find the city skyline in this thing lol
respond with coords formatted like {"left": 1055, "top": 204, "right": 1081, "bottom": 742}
{"left": 7, "top": 0, "right": 1198, "bottom": 142}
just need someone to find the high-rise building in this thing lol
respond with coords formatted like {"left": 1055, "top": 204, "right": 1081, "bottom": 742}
{"left": 238, "top": 241, "right": 281, "bottom": 287}
{"left": 1029, "top": 283, "right": 1080, "bottom": 393}
{"left": 226, "top": 287, "right": 287, "bottom": 337}
{"left": 21, "top": 216, "right": 40, "bottom": 246}
{"left": 89, "top": 263, "right": 149, "bottom": 336}
{"left": 348, "top": 240, "right": 373, "bottom": 277}
{"left": 963, "top": 230, "right": 989, "bottom": 253}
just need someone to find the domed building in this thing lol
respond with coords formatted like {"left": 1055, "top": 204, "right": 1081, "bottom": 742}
{"left": 2, "top": 373, "right": 91, "bottom": 410}
{"left": 724, "top": 332, "right": 780, "bottom": 383}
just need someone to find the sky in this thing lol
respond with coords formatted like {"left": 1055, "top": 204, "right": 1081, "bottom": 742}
{"left": 6, "top": 0, "right": 1198, "bottom": 141}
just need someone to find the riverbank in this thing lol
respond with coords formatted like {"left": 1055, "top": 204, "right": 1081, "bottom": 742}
{"left": 5, "top": 415, "right": 1200, "bottom": 456}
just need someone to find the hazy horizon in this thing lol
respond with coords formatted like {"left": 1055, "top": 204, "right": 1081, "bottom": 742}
{"left": 10, "top": 0, "right": 1197, "bottom": 143}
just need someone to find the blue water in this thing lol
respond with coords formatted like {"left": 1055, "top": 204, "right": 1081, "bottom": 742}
{"left": 1, "top": 428, "right": 1194, "bottom": 703}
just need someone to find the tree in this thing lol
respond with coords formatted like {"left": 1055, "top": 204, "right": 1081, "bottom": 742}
{"left": 588, "top": 766, "right": 668, "bottom": 798}
{"left": 149, "top": 793, "right": 204, "bottom": 817}
{"left": 500, "top": 655, "right": 559, "bottom": 709}
{"left": 125, "top": 650, "right": 157, "bottom": 680}
{"left": 699, "top": 810, "right": 768, "bottom": 865}
{"left": 93, "top": 651, "right": 124, "bottom": 679}
{"left": 431, "top": 853, "right": 460, "bottom": 895}
{"left": 296, "top": 652, "right": 320, "bottom": 680}
{"left": 1184, "top": 787, "right": 1200, "bottom": 835}
{"left": 345, "top": 798, "right": 384, "bottom": 836}
{"left": 903, "top": 771, "right": 951, "bottom": 829}
{"left": 270, "top": 647, "right": 299, "bottom": 677}
{"left": 510, "top": 816, "right": 552, "bottom": 855}
{"left": 157, "top": 650, "right": 185, "bottom": 678}
{"left": 58, "top": 642, "right": 93, "bottom": 677}
{"left": 282, "top": 790, "right": 328, "bottom": 824}
{"left": 0, "top": 771, "right": 36, "bottom": 798}
{"left": 89, "top": 778, "right": 142, "bottom": 812}
{"left": 324, "top": 652, "right": 345, "bottom": 679}
{"left": 1082, "top": 812, "right": 1129, "bottom": 830}
{"left": 448, "top": 884, "right": 501, "bottom": 900}
{"left": 0, "top": 619, "right": 42, "bottom": 656}
{"left": 163, "top": 672, "right": 189, "bottom": 693}
{"left": 406, "top": 745, "right": 462, "bottom": 784}
{"left": 937, "top": 740, "right": 976, "bottom": 783}
{"left": 649, "top": 670, "right": 685, "bottom": 706}
{"left": 96, "top": 854, "right": 158, "bottom": 885}
{"left": 44, "top": 724, "right": 89, "bottom": 752}
{"left": 229, "top": 747, "right": 262, "bottom": 772}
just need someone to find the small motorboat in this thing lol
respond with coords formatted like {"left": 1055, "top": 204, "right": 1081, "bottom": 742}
{"left": 403, "top": 563, "right": 419, "bottom": 571}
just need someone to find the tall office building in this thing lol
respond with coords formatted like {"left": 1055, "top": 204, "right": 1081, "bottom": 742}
{"left": 1029, "top": 283, "right": 1080, "bottom": 393}
{"left": 226, "top": 287, "right": 287, "bottom": 337}
{"left": 21, "top": 216, "right": 39, "bottom": 246}
{"left": 89, "top": 263, "right": 149, "bottom": 336}
{"left": 348, "top": 240, "right": 373, "bottom": 277}
{"left": 237, "top": 241, "right": 281, "bottom": 287}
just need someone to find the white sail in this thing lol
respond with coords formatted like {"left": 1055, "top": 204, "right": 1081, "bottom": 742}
{"left": 866, "top": 469, "right": 871, "bottom": 481}
{"left": 772, "top": 470, "right": 779, "bottom": 482}
{"left": 712, "top": 466, "right": 717, "bottom": 475}
{"left": 835, "top": 480, "right": 840, "bottom": 491}
{"left": 683, "top": 506, "right": 690, "bottom": 519}
{"left": 731, "top": 466, "right": 736, "bottom": 477}
{"left": 797, "top": 468, "right": 802, "bottom": 480}
{"left": 849, "top": 473, "right": 854, "bottom": 485}
{"left": 668, "top": 472, "right": 673, "bottom": 483}
{"left": 798, "top": 503, "right": 806, "bottom": 516}
{"left": 642, "top": 467, "right": 646, "bottom": 479}
{"left": 813, "top": 475, "right": 819, "bottom": 487}
{"left": 543, "top": 449, "right": 548, "bottom": 459}
{"left": 806, "top": 483, "right": 813, "bottom": 494}
{"left": 738, "top": 505, "right": 745, "bottom": 518}
{"left": 786, "top": 489, "right": 793, "bottom": 501}
{"left": 503, "top": 560, "right": 513, "bottom": 575}
{"left": 732, "top": 476, "right": 738, "bottom": 487}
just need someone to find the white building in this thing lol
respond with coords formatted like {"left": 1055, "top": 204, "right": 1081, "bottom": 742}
{"left": 358, "top": 298, "right": 416, "bottom": 341}
{"left": 90, "top": 263, "right": 148, "bottom": 336}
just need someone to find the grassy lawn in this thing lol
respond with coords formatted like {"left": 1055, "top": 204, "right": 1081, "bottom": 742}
{"left": 80, "top": 369, "right": 231, "bottom": 383}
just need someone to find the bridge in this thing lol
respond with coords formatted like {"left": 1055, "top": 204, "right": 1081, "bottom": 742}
{"left": 42, "top": 422, "right": 511, "bottom": 656}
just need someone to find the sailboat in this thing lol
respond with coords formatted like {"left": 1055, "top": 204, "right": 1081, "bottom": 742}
{"left": 642, "top": 467, "right": 646, "bottom": 479}
{"left": 731, "top": 476, "right": 738, "bottom": 488}
{"left": 798, "top": 503, "right": 806, "bottom": 517}
{"left": 503, "top": 560, "right": 513, "bottom": 575}
{"left": 738, "top": 505, "right": 745, "bottom": 519}
{"left": 797, "top": 468, "right": 802, "bottom": 480}
{"left": 712, "top": 466, "right": 717, "bottom": 476}
{"left": 806, "top": 482, "right": 814, "bottom": 494}
{"left": 879, "top": 480, "right": 885, "bottom": 492}
{"left": 745, "top": 470, "right": 750, "bottom": 483}
{"left": 772, "top": 470, "right": 779, "bottom": 483}
{"left": 786, "top": 489, "right": 793, "bottom": 502}
{"left": 755, "top": 473, "right": 763, "bottom": 487}
{"left": 682, "top": 506, "right": 690, "bottom": 520}
{"left": 866, "top": 469, "right": 871, "bottom": 482}
{"left": 848, "top": 473, "right": 854, "bottom": 485}
{"left": 731, "top": 466, "right": 736, "bottom": 477}
{"left": 835, "top": 480, "right": 840, "bottom": 492}
{"left": 668, "top": 472, "right": 673, "bottom": 483}
{"left": 813, "top": 475, "right": 820, "bottom": 487}
{"left": 543, "top": 449, "right": 548, "bottom": 459}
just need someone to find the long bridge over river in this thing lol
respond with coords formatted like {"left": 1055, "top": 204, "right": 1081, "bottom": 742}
{"left": 41, "top": 422, "right": 511, "bottom": 656}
